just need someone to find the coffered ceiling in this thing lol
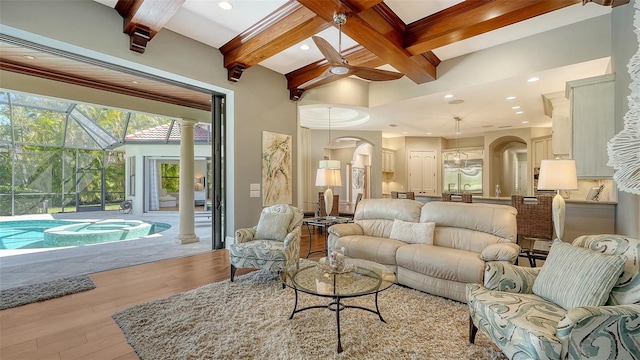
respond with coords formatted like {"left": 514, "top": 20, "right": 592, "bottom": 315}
{"left": 0, "top": 0, "right": 627, "bottom": 137}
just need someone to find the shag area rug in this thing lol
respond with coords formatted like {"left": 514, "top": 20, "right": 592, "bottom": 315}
{"left": 0, "top": 276, "right": 96, "bottom": 310}
{"left": 113, "top": 266, "right": 506, "bottom": 360}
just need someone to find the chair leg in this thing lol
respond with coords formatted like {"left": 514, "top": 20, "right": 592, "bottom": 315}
{"left": 469, "top": 316, "right": 478, "bottom": 344}
{"left": 230, "top": 264, "right": 237, "bottom": 282}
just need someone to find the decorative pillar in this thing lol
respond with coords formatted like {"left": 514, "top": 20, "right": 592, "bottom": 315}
{"left": 176, "top": 118, "right": 200, "bottom": 244}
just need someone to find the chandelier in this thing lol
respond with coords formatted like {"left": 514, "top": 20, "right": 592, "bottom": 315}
{"left": 444, "top": 117, "right": 468, "bottom": 169}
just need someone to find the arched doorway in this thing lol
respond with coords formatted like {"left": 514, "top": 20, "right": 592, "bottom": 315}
{"left": 488, "top": 136, "right": 528, "bottom": 197}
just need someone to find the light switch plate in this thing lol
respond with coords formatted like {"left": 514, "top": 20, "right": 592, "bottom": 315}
{"left": 250, "top": 183, "right": 260, "bottom": 191}
{"left": 250, "top": 190, "right": 260, "bottom": 198}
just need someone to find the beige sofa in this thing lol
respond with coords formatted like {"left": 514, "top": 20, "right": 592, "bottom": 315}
{"left": 327, "top": 198, "right": 519, "bottom": 302}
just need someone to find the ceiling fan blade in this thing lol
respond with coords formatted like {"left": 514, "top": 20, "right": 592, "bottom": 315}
{"left": 312, "top": 36, "right": 343, "bottom": 65}
{"left": 349, "top": 66, "right": 404, "bottom": 81}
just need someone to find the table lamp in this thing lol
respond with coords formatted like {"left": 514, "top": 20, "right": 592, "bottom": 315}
{"left": 315, "top": 168, "right": 342, "bottom": 217}
{"left": 537, "top": 159, "right": 578, "bottom": 240}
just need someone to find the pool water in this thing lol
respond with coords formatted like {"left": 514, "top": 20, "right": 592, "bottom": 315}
{"left": 0, "top": 219, "right": 171, "bottom": 249}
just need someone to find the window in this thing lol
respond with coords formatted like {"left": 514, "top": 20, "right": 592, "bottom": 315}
{"left": 161, "top": 163, "right": 180, "bottom": 192}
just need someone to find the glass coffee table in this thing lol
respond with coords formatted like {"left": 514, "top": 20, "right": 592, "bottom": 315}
{"left": 281, "top": 258, "right": 396, "bottom": 353}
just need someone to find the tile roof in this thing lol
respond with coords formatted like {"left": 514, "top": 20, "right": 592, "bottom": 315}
{"left": 125, "top": 123, "right": 210, "bottom": 142}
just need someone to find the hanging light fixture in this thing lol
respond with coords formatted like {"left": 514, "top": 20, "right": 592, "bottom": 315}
{"left": 318, "top": 107, "right": 341, "bottom": 170}
{"left": 316, "top": 107, "right": 342, "bottom": 217}
{"left": 444, "top": 117, "right": 468, "bottom": 169}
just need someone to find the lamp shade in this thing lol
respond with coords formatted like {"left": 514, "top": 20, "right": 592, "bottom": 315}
{"left": 537, "top": 159, "right": 578, "bottom": 190}
{"left": 315, "top": 168, "right": 342, "bottom": 187}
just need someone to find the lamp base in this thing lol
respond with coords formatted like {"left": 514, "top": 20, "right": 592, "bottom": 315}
{"left": 324, "top": 187, "right": 333, "bottom": 218}
{"left": 551, "top": 191, "right": 566, "bottom": 240}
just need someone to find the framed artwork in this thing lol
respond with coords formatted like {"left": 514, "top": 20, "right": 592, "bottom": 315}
{"left": 353, "top": 167, "right": 365, "bottom": 189}
{"left": 262, "top": 131, "right": 292, "bottom": 206}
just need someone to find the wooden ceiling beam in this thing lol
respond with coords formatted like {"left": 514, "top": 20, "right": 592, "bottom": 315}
{"left": 220, "top": 2, "right": 330, "bottom": 82}
{"left": 298, "top": 0, "right": 437, "bottom": 84}
{"left": 404, "top": 0, "right": 582, "bottom": 56}
{"left": 115, "top": 0, "right": 185, "bottom": 53}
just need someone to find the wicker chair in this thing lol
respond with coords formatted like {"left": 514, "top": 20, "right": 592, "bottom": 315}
{"left": 391, "top": 191, "right": 416, "bottom": 200}
{"left": 442, "top": 193, "right": 473, "bottom": 203}
{"left": 511, "top": 195, "right": 554, "bottom": 267}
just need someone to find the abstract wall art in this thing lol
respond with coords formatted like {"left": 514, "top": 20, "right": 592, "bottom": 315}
{"left": 262, "top": 131, "right": 292, "bottom": 206}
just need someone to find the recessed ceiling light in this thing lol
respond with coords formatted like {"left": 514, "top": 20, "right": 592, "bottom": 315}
{"left": 448, "top": 99, "right": 464, "bottom": 105}
{"left": 426, "top": 132, "right": 432, "bottom": 135}
{"left": 300, "top": 44, "right": 310, "bottom": 51}
{"left": 527, "top": 77, "right": 540, "bottom": 82}
{"left": 521, "top": 121, "right": 529, "bottom": 124}
{"left": 402, "top": 131, "right": 408, "bottom": 134}
{"left": 444, "top": 94, "right": 454, "bottom": 99}
{"left": 23, "top": 55, "right": 36, "bottom": 60}
{"left": 506, "top": 96, "right": 516, "bottom": 100}
{"left": 219, "top": 1, "right": 233, "bottom": 10}
{"left": 516, "top": 111, "right": 524, "bottom": 114}
{"left": 389, "top": 124, "right": 398, "bottom": 127}
{"left": 131, "top": 80, "right": 139, "bottom": 84}
{"left": 512, "top": 106, "right": 520, "bottom": 110}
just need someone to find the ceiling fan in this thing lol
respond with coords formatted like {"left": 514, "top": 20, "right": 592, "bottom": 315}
{"left": 312, "top": 12, "right": 404, "bottom": 81}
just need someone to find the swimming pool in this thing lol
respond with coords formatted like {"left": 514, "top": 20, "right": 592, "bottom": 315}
{"left": 0, "top": 219, "right": 171, "bottom": 249}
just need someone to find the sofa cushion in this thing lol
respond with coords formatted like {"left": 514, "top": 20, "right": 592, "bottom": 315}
{"left": 421, "top": 202, "right": 517, "bottom": 242}
{"left": 396, "top": 245, "right": 484, "bottom": 284}
{"left": 532, "top": 240, "right": 626, "bottom": 310}
{"left": 229, "top": 240, "right": 286, "bottom": 261}
{"left": 334, "top": 235, "right": 404, "bottom": 265}
{"left": 254, "top": 211, "right": 293, "bottom": 241}
{"left": 353, "top": 199, "right": 423, "bottom": 237}
{"left": 467, "top": 283, "right": 565, "bottom": 360}
{"left": 390, "top": 219, "right": 435, "bottom": 245}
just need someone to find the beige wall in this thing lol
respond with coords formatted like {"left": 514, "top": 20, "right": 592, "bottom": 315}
{"left": 0, "top": 0, "right": 297, "bottom": 237}
{"left": 611, "top": 0, "right": 640, "bottom": 238}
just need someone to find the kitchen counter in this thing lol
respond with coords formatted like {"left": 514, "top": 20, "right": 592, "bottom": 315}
{"left": 412, "top": 194, "right": 616, "bottom": 243}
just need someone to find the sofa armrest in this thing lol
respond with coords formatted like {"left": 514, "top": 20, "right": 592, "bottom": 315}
{"left": 328, "top": 223, "right": 364, "bottom": 237}
{"left": 483, "top": 262, "right": 541, "bottom": 293}
{"left": 235, "top": 227, "right": 256, "bottom": 244}
{"left": 327, "top": 223, "right": 364, "bottom": 249}
{"left": 283, "top": 226, "right": 300, "bottom": 248}
{"left": 557, "top": 304, "right": 640, "bottom": 359}
{"left": 480, "top": 243, "right": 520, "bottom": 262}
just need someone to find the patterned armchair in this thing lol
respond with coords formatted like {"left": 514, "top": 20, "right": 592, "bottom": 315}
{"left": 229, "top": 204, "right": 303, "bottom": 281}
{"left": 466, "top": 234, "right": 640, "bottom": 360}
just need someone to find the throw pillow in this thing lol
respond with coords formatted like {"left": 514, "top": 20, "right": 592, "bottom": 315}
{"left": 254, "top": 211, "right": 293, "bottom": 241}
{"left": 389, "top": 219, "right": 435, "bottom": 245}
{"left": 532, "top": 240, "right": 626, "bottom": 310}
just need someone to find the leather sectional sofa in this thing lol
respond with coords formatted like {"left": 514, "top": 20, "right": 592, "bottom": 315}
{"left": 327, "top": 198, "right": 519, "bottom": 302}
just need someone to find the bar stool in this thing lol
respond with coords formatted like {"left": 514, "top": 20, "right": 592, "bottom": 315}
{"left": 511, "top": 195, "right": 554, "bottom": 267}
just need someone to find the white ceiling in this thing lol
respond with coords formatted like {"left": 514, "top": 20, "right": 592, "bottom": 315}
{"left": 94, "top": 0, "right": 613, "bottom": 138}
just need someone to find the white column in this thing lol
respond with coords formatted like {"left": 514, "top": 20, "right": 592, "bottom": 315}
{"left": 176, "top": 118, "right": 200, "bottom": 244}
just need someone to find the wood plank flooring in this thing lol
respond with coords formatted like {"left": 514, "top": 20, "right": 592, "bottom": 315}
{"left": 0, "top": 227, "right": 328, "bottom": 360}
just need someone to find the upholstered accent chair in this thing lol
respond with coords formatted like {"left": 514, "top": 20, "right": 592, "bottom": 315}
{"left": 466, "top": 234, "right": 640, "bottom": 360}
{"left": 158, "top": 188, "right": 177, "bottom": 207}
{"left": 229, "top": 204, "right": 304, "bottom": 281}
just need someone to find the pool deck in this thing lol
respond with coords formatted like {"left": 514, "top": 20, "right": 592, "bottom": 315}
{"left": 0, "top": 211, "right": 213, "bottom": 289}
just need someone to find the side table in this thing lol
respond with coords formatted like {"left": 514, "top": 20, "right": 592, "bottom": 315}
{"left": 303, "top": 216, "right": 352, "bottom": 258}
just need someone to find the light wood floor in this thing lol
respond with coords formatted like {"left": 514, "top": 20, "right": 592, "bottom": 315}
{"left": 0, "top": 227, "right": 328, "bottom": 360}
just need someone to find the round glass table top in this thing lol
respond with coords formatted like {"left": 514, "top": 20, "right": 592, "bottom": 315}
{"left": 281, "top": 258, "right": 396, "bottom": 298}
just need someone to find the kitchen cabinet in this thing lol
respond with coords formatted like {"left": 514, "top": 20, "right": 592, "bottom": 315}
{"left": 382, "top": 148, "right": 395, "bottom": 173}
{"left": 566, "top": 74, "right": 615, "bottom": 178}
{"left": 532, "top": 136, "right": 553, "bottom": 168}
{"left": 408, "top": 150, "right": 437, "bottom": 195}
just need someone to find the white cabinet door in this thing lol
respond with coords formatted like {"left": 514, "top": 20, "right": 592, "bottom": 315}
{"left": 382, "top": 149, "right": 395, "bottom": 173}
{"left": 567, "top": 74, "right": 615, "bottom": 178}
{"left": 408, "top": 151, "right": 437, "bottom": 195}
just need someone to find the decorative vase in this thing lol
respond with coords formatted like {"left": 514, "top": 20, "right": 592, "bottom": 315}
{"left": 328, "top": 246, "right": 345, "bottom": 272}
